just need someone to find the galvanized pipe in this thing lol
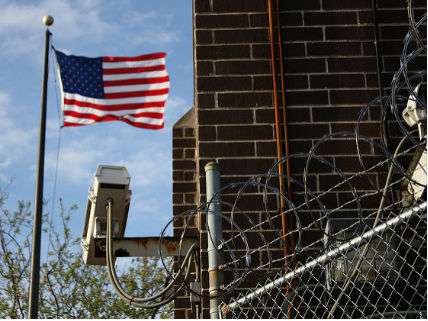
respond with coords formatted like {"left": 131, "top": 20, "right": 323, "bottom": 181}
{"left": 205, "top": 161, "right": 224, "bottom": 319}
{"left": 222, "top": 201, "right": 427, "bottom": 315}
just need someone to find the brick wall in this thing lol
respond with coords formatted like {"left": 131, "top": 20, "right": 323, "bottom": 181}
{"left": 173, "top": 0, "right": 426, "bottom": 318}
{"left": 173, "top": 109, "right": 197, "bottom": 219}
{"left": 172, "top": 108, "right": 199, "bottom": 318}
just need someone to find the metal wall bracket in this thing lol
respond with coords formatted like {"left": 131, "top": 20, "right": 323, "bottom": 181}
{"left": 88, "top": 236, "right": 196, "bottom": 265}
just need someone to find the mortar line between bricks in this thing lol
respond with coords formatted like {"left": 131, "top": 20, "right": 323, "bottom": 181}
{"left": 196, "top": 56, "right": 403, "bottom": 61}
{"left": 195, "top": 22, "right": 412, "bottom": 30}
{"left": 199, "top": 86, "right": 384, "bottom": 93}
{"left": 196, "top": 87, "right": 378, "bottom": 93}
{"left": 275, "top": 24, "right": 412, "bottom": 28}
{"left": 196, "top": 43, "right": 408, "bottom": 48}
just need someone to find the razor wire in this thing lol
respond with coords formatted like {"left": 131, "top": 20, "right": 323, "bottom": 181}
{"left": 215, "top": 8, "right": 427, "bottom": 319}
{"left": 107, "top": 6, "right": 427, "bottom": 317}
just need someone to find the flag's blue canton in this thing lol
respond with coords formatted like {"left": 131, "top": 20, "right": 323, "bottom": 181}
{"left": 55, "top": 50, "right": 104, "bottom": 98}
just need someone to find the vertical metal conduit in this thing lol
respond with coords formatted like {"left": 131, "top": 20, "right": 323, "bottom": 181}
{"left": 205, "top": 161, "right": 224, "bottom": 319}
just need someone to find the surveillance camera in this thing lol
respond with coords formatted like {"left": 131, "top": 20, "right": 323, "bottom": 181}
{"left": 82, "top": 165, "right": 131, "bottom": 265}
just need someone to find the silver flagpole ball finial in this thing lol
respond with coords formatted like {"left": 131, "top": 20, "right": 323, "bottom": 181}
{"left": 42, "top": 15, "right": 54, "bottom": 26}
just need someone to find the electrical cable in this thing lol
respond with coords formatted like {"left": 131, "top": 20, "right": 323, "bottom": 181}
{"left": 105, "top": 199, "right": 197, "bottom": 308}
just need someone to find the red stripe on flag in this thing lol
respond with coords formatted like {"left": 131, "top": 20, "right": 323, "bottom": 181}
{"left": 102, "top": 52, "right": 166, "bottom": 62}
{"left": 63, "top": 120, "right": 164, "bottom": 130}
{"left": 64, "top": 110, "right": 164, "bottom": 120}
{"left": 63, "top": 99, "right": 165, "bottom": 111}
{"left": 102, "top": 65, "right": 165, "bottom": 75}
{"left": 104, "top": 88, "right": 169, "bottom": 99}
{"left": 103, "top": 76, "right": 170, "bottom": 87}
{"left": 62, "top": 122, "right": 85, "bottom": 127}
{"left": 128, "top": 111, "right": 164, "bottom": 119}
{"left": 63, "top": 112, "right": 164, "bottom": 129}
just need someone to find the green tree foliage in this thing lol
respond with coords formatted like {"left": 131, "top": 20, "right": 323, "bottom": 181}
{"left": 0, "top": 189, "right": 172, "bottom": 318}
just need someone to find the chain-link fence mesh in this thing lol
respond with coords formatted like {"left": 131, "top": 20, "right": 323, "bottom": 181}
{"left": 221, "top": 202, "right": 426, "bottom": 318}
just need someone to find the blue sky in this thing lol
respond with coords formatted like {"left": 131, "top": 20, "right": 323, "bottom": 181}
{"left": 0, "top": 0, "right": 193, "bottom": 240}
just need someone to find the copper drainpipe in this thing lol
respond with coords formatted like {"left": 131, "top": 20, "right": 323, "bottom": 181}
{"left": 267, "top": 0, "right": 296, "bottom": 316}
{"left": 266, "top": 0, "right": 287, "bottom": 254}
{"left": 266, "top": 0, "right": 293, "bottom": 264}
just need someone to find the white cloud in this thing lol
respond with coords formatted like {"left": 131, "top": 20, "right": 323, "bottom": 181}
{"left": 0, "top": 0, "right": 112, "bottom": 56}
{"left": 0, "top": 91, "right": 35, "bottom": 178}
{"left": 46, "top": 136, "right": 170, "bottom": 187}
{"left": 120, "top": 147, "right": 171, "bottom": 189}
{"left": 0, "top": 0, "right": 181, "bottom": 58}
{"left": 50, "top": 144, "right": 101, "bottom": 184}
{"left": 120, "top": 10, "right": 180, "bottom": 46}
{"left": 45, "top": 132, "right": 118, "bottom": 184}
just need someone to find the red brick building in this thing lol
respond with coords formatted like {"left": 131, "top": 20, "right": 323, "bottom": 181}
{"left": 172, "top": 0, "right": 426, "bottom": 318}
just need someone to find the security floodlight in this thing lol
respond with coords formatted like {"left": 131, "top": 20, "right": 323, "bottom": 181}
{"left": 82, "top": 165, "right": 131, "bottom": 265}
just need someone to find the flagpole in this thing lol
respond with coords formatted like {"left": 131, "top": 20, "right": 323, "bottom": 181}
{"left": 28, "top": 15, "right": 53, "bottom": 319}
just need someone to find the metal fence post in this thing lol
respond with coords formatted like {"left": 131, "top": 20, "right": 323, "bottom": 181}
{"left": 205, "top": 161, "right": 224, "bottom": 319}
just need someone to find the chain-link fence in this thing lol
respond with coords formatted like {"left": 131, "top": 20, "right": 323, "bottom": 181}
{"left": 221, "top": 201, "right": 427, "bottom": 318}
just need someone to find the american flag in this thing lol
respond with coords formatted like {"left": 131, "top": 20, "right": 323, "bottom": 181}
{"left": 54, "top": 49, "right": 169, "bottom": 129}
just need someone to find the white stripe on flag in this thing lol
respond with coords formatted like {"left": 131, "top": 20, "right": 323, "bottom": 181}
{"left": 121, "top": 114, "right": 164, "bottom": 124}
{"left": 63, "top": 93, "right": 169, "bottom": 105}
{"left": 102, "top": 70, "right": 168, "bottom": 81}
{"left": 103, "top": 82, "right": 169, "bottom": 93}
{"left": 102, "top": 58, "right": 166, "bottom": 69}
